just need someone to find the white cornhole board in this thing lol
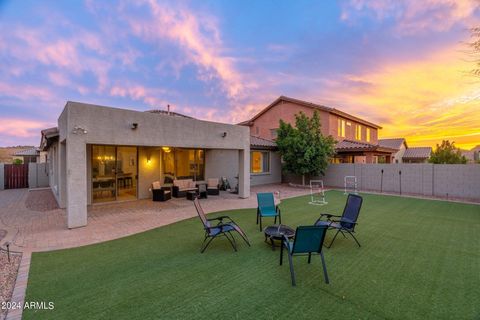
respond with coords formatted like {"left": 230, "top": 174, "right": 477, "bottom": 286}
{"left": 309, "top": 180, "right": 327, "bottom": 205}
{"left": 344, "top": 176, "right": 358, "bottom": 195}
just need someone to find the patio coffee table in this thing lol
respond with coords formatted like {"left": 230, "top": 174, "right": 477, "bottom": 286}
{"left": 186, "top": 191, "right": 196, "bottom": 201}
{"left": 264, "top": 224, "right": 295, "bottom": 251}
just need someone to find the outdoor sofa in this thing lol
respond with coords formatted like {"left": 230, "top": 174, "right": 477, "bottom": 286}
{"left": 172, "top": 179, "right": 198, "bottom": 198}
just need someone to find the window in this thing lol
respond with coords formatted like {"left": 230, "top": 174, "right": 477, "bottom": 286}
{"left": 355, "top": 125, "right": 362, "bottom": 140}
{"left": 270, "top": 128, "right": 278, "bottom": 139}
{"left": 366, "top": 128, "right": 371, "bottom": 142}
{"left": 251, "top": 151, "right": 270, "bottom": 174}
{"left": 337, "top": 118, "right": 346, "bottom": 137}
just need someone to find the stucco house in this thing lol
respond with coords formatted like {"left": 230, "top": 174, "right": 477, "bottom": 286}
{"left": 461, "top": 145, "right": 480, "bottom": 163}
{"left": 40, "top": 101, "right": 252, "bottom": 229}
{"left": 378, "top": 138, "right": 408, "bottom": 163}
{"left": 12, "top": 147, "right": 41, "bottom": 164}
{"left": 402, "top": 147, "right": 432, "bottom": 163}
{"left": 240, "top": 96, "right": 396, "bottom": 163}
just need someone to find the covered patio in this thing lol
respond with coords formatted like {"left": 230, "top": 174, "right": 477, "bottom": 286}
{"left": 0, "top": 184, "right": 311, "bottom": 252}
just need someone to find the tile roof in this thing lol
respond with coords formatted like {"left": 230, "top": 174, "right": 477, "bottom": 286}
{"left": 378, "top": 138, "right": 406, "bottom": 150}
{"left": 250, "top": 136, "right": 277, "bottom": 149}
{"left": 402, "top": 147, "right": 432, "bottom": 159}
{"left": 13, "top": 147, "right": 39, "bottom": 156}
{"left": 335, "top": 139, "right": 398, "bottom": 153}
{"left": 335, "top": 139, "right": 377, "bottom": 151}
{"left": 239, "top": 96, "right": 382, "bottom": 129}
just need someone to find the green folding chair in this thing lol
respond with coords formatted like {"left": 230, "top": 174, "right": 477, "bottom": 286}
{"left": 256, "top": 193, "right": 281, "bottom": 231}
{"left": 280, "top": 225, "right": 329, "bottom": 286}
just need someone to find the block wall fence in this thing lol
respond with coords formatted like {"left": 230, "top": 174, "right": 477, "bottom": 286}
{"left": 284, "top": 164, "right": 480, "bottom": 202}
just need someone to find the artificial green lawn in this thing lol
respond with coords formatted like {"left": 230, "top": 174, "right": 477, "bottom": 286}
{"left": 24, "top": 191, "right": 479, "bottom": 320}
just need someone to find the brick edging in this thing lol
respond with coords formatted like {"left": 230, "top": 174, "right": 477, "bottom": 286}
{"left": 5, "top": 251, "right": 31, "bottom": 320}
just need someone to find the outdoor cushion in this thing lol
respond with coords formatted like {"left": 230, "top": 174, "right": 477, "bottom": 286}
{"left": 152, "top": 181, "right": 161, "bottom": 190}
{"left": 207, "top": 178, "right": 219, "bottom": 188}
{"left": 178, "top": 187, "right": 197, "bottom": 191}
{"left": 174, "top": 179, "right": 195, "bottom": 189}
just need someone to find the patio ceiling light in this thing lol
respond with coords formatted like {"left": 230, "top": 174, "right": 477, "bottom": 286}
{"left": 162, "top": 147, "right": 171, "bottom": 153}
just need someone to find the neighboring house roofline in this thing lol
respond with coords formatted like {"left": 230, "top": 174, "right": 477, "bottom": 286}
{"left": 378, "top": 138, "right": 408, "bottom": 150}
{"left": 40, "top": 127, "right": 59, "bottom": 151}
{"left": 402, "top": 147, "right": 432, "bottom": 159}
{"left": 238, "top": 95, "right": 382, "bottom": 129}
{"left": 13, "top": 147, "right": 40, "bottom": 156}
{"left": 335, "top": 139, "right": 397, "bottom": 153}
{"left": 250, "top": 136, "right": 277, "bottom": 150}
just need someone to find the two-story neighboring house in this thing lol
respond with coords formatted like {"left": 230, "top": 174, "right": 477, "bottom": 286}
{"left": 239, "top": 96, "right": 396, "bottom": 163}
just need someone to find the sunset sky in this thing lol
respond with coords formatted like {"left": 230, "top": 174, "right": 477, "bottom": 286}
{"left": 1, "top": 0, "right": 479, "bottom": 149}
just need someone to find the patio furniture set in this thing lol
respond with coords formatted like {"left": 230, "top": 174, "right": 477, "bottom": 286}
{"left": 151, "top": 178, "right": 220, "bottom": 202}
{"left": 193, "top": 192, "right": 364, "bottom": 286}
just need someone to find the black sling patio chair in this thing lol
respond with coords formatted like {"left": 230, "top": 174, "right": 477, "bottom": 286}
{"left": 314, "top": 194, "right": 363, "bottom": 248}
{"left": 194, "top": 197, "right": 250, "bottom": 253}
{"left": 280, "top": 225, "right": 330, "bottom": 286}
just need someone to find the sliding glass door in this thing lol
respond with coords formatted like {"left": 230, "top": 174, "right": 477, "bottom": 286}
{"left": 116, "top": 146, "right": 137, "bottom": 201}
{"left": 91, "top": 145, "right": 137, "bottom": 203}
{"left": 161, "top": 148, "right": 205, "bottom": 182}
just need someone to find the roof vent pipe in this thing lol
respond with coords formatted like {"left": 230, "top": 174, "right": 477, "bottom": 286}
{"left": 167, "top": 104, "right": 170, "bottom": 115}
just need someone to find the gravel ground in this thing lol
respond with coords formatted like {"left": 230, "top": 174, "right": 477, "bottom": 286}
{"left": 0, "top": 250, "right": 21, "bottom": 319}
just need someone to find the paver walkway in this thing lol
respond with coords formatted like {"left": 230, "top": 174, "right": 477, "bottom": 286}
{"left": 0, "top": 184, "right": 311, "bottom": 253}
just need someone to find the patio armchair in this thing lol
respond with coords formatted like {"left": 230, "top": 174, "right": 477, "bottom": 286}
{"left": 256, "top": 193, "right": 281, "bottom": 231}
{"left": 172, "top": 179, "right": 198, "bottom": 198}
{"left": 151, "top": 181, "right": 171, "bottom": 202}
{"left": 206, "top": 178, "right": 220, "bottom": 195}
{"left": 314, "top": 194, "right": 363, "bottom": 248}
{"left": 194, "top": 198, "right": 250, "bottom": 253}
{"left": 280, "top": 225, "right": 330, "bottom": 286}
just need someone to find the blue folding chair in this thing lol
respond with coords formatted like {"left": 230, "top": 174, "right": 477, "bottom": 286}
{"left": 315, "top": 194, "right": 363, "bottom": 248}
{"left": 256, "top": 193, "right": 281, "bottom": 231}
{"left": 280, "top": 225, "right": 330, "bottom": 286}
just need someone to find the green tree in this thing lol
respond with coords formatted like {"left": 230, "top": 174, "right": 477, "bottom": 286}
{"left": 12, "top": 158, "right": 23, "bottom": 165}
{"left": 429, "top": 140, "right": 467, "bottom": 164}
{"left": 276, "top": 111, "right": 336, "bottom": 185}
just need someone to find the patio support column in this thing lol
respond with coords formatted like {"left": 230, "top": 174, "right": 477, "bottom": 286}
{"left": 66, "top": 139, "right": 88, "bottom": 228}
{"left": 238, "top": 149, "right": 250, "bottom": 198}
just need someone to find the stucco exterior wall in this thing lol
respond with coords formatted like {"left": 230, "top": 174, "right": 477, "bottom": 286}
{"left": 251, "top": 151, "right": 282, "bottom": 186}
{"left": 205, "top": 149, "right": 238, "bottom": 187}
{"left": 392, "top": 143, "right": 407, "bottom": 163}
{"left": 28, "top": 163, "right": 49, "bottom": 188}
{"left": 138, "top": 147, "right": 161, "bottom": 199}
{"left": 0, "top": 163, "right": 4, "bottom": 190}
{"left": 58, "top": 101, "right": 250, "bottom": 228}
{"left": 248, "top": 100, "right": 378, "bottom": 144}
{"left": 250, "top": 102, "right": 330, "bottom": 140}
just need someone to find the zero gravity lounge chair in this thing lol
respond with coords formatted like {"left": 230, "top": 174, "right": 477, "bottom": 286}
{"left": 315, "top": 194, "right": 363, "bottom": 248}
{"left": 194, "top": 198, "right": 250, "bottom": 253}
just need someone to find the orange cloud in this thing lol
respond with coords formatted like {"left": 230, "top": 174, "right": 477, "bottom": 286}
{"left": 323, "top": 46, "right": 480, "bottom": 149}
